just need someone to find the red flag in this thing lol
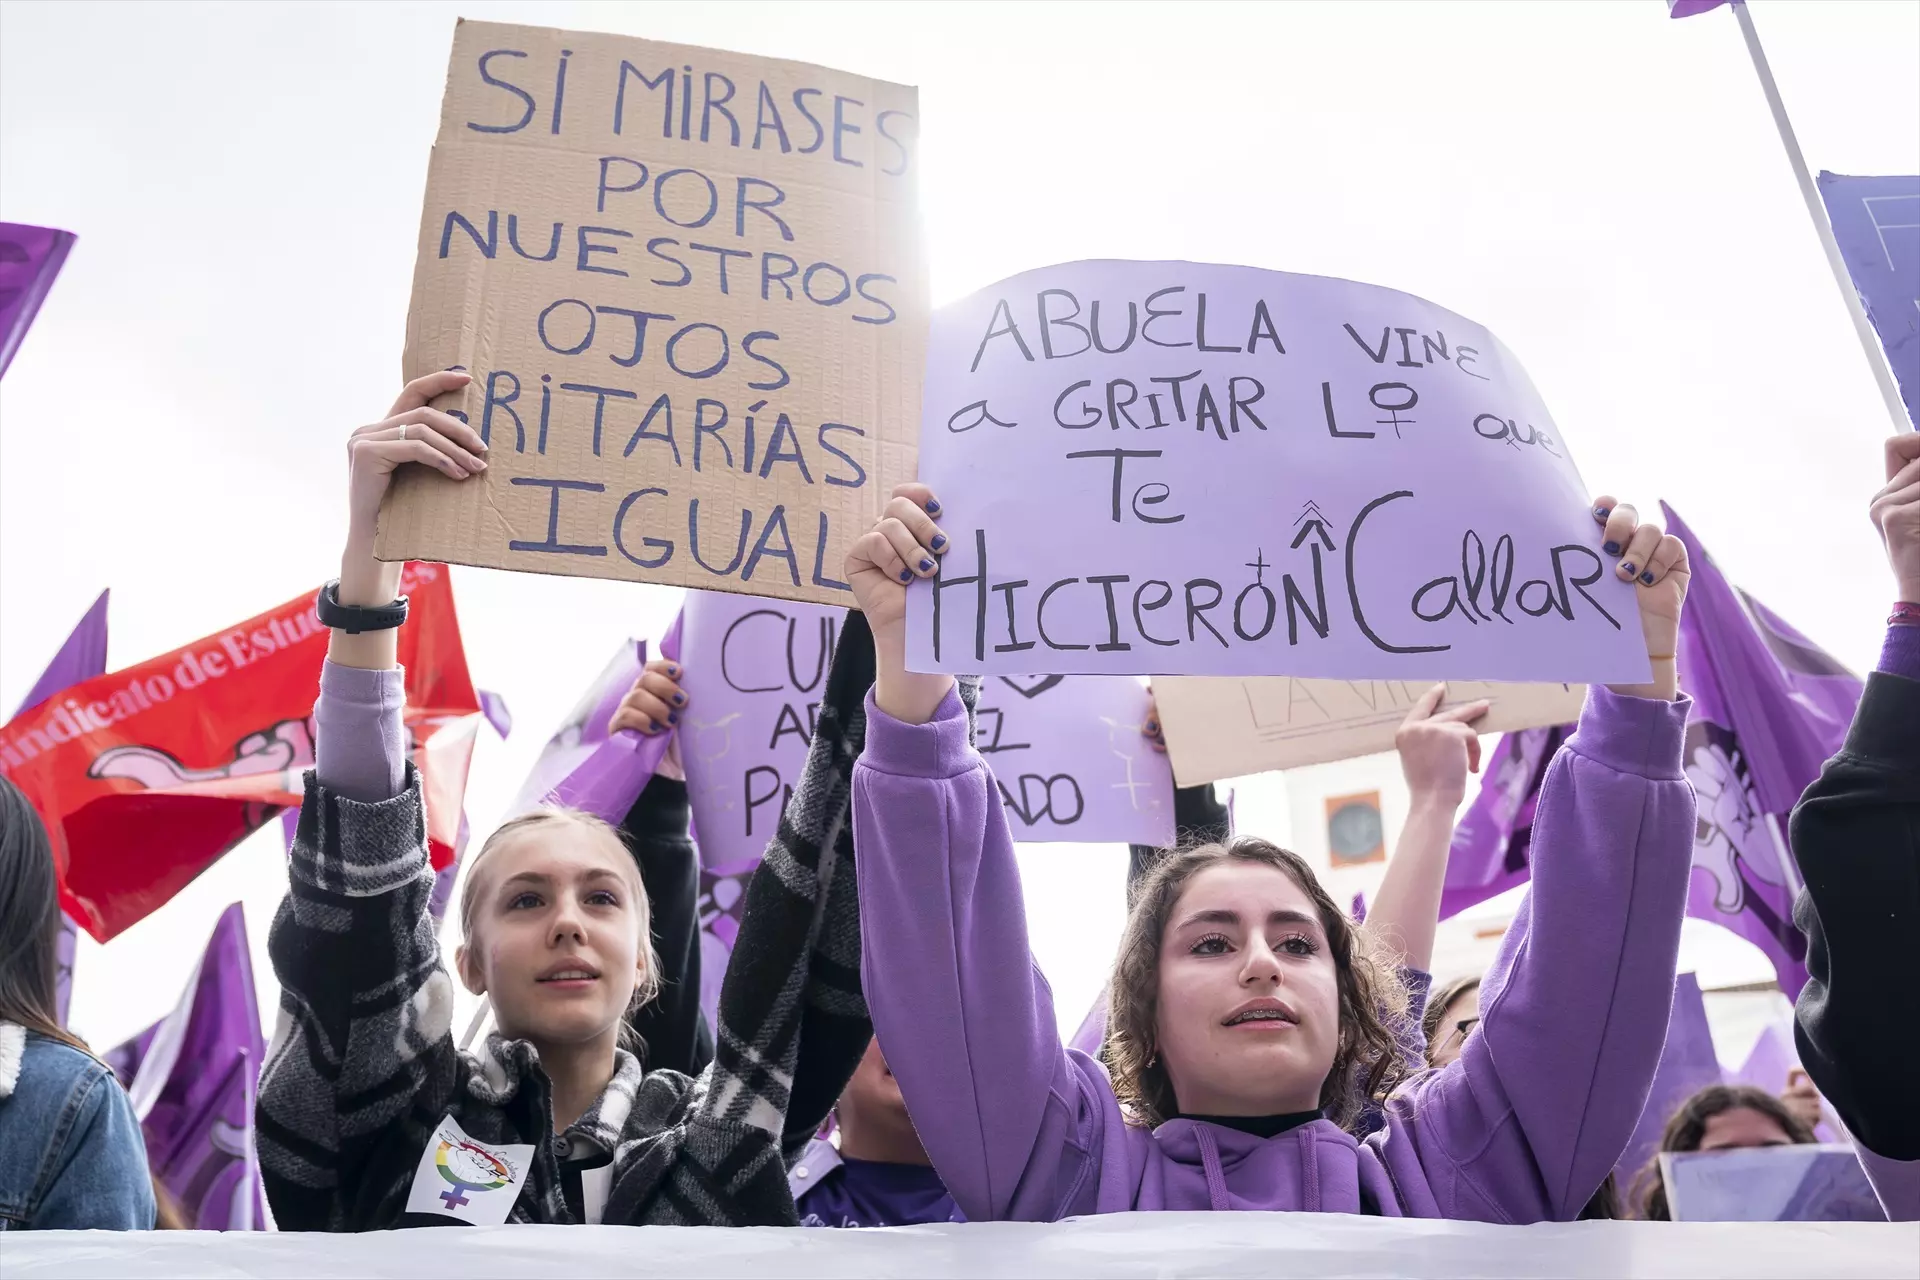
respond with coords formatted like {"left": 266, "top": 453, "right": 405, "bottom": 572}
{"left": 0, "top": 563, "right": 480, "bottom": 940}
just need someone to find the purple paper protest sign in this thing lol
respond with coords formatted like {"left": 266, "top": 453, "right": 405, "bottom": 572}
{"left": 113, "top": 902, "right": 268, "bottom": 1230}
{"left": 973, "top": 675, "right": 1174, "bottom": 844}
{"left": 0, "top": 222, "right": 77, "bottom": 381}
{"left": 1662, "top": 1146, "right": 1884, "bottom": 1222}
{"left": 905, "top": 260, "right": 1648, "bottom": 684}
{"left": 1618, "top": 972, "right": 1725, "bottom": 1187}
{"left": 1818, "top": 172, "right": 1919, "bottom": 431}
{"left": 678, "top": 590, "right": 842, "bottom": 872}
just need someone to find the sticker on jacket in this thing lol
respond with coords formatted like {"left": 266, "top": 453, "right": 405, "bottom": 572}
{"left": 405, "top": 1114, "right": 535, "bottom": 1225}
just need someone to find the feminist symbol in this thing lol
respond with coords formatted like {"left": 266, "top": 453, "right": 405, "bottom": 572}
{"left": 435, "top": 1137, "right": 513, "bottom": 1210}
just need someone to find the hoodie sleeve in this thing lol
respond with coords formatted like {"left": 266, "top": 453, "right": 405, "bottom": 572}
{"left": 256, "top": 661, "right": 462, "bottom": 1232}
{"left": 1790, "top": 665, "right": 1920, "bottom": 1221}
{"left": 1377, "top": 685, "right": 1695, "bottom": 1222}
{"left": 854, "top": 686, "right": 1107, "bottom": 1223}
{"left": 620, "top": 774, "right": 714, "bottom": 1078}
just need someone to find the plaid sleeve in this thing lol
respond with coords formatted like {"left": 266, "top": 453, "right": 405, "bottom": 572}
{"left": 255, "top": 765, "right": 461, "bottom": 1231}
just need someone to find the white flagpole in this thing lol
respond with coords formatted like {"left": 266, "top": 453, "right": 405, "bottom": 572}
{"left": 1729, "top": 0, "right": 1913, "bottom": 434}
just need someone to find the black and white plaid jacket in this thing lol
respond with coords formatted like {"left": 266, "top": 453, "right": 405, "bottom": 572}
{"left": 256, "top": 612, "right": 942, "bottom": 1229}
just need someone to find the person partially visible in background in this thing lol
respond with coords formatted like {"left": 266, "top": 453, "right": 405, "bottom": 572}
{"left": 0, "top": 775, "right": 156, "bottom": 1231}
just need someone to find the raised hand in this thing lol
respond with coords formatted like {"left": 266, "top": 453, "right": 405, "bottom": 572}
{"left": 845, "top": 483, "right": 953, "bottom": 724}
{"left": 1591, "top": 496, "right": 1692, "bottom": 701}
{"left": 1395, "top": 683, "right": 1489, "bottom": 806}
{"left": 1872, "top": 432, "right": 1920, "bottom": 604}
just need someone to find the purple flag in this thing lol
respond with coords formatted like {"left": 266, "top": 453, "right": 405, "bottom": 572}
{"left": 111, "top": 902, "right": 268, "bottom": 1230}
{"left": 1437, "top": 724, "right": 1569, "bottom": 920}
{"left": 1666, "top": 504, "right": 1858, "bottom": 998}
{"left": 0, "top": 222, "right": 76, "bottom": 381}
{"left": 1618, "top": 972, "right": 1725, "bottom": 1186}
{"left": 1666, "top": 0, "right": 1729, "bottom": 16}
{"left": 511, "top": 627, "right": 672, "bottom": 826}
{"left": 1816, "top": 172, "right": 1919, "bottom": 432}
{"left": 12, "top": 589, "right": 110, "bottom": 1026}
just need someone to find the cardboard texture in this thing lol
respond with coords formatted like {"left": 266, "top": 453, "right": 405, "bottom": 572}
{"left": 382, "top": 20, "right": 924, "bottom": 605}
{"left": 1154, "top": 677, "right": 1585, "bottom": 785}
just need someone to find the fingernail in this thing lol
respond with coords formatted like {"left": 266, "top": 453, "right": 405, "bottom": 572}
{"left": 919, "top": 558, "right": 934, "bottom": 572}
{"left": 667, "top": 664, "right": 680, "bottom": 677}
{"left": 926, "top": 499, "right": 941, "bottom": 514}
{"left": 672, "top": 692, "right": 685, "bottom": 705}
{"left": 1594, "top": 505, "right": 1610, "bottom": 520}
{"left": 667, "top": 711, "right": 679, "bottom": 725}
{"left": 1602, "top": 541, "right": 1620, "bottom": 557}
{"left": 899, "top": 569, "right": 914, "bottom": 582}
{"left": 931, "top": 534, "right": 947, "bottom": 551}
{"left": 648, "top": 720, "right": 659, "bottom": 732}
{"left": 472, "top": 459, "right": 488, "bottom": 471}
{"left": 1620, "top": 562, "right": 1636, "bottom": 577}
{"left": 1146, "top": 721, "right": 1159, "bottom": 733}
{"left": 1640, "top": 570, "right": 1655, "bottom": 585}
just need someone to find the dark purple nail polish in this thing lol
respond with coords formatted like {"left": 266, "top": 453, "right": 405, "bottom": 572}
{"left": 1594, "top": 506, "right": 1610, "bottom": 520}
{"left": 899, "top": 569, "right": 914, "bottom": 582}
{"left": 1621, "top": 562, "right": 1636, "bottom": 577}
{"left": 1602, "top": 541, "right": 1621, "bottom": 557}
{"left": 919, "top": 558, "right": 934, "bottom": 572}
{"left": 667, "top": 711, "right": 678, "bottom": 725}
{"left": 926, "top": 499, "right": 941, "bottom": 514}
{"left": 1640, "top": 571, "right": 1655, "bottom": 585}
{"left": 931, "top": 534, "right": 947, "bottom": 551}
{"left": 667, "top": 664, "right": 679, "bottom": 677}
{"left": 648, "top": 720, "right": 659, "bottom": 732}
{"left": 672, "top": 692, "right": 685, "bottom": 705}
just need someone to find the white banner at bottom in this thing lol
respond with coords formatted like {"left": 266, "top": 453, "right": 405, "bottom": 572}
{"left": 8, "top": 1212, "right": 1914, "bottom": 1279}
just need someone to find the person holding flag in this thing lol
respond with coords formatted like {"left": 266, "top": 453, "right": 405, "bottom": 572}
{"left": 256, "top": 373, "right": 879, "bottom": 1229}
{"left": 1789, "top": 433, "right": 1920, "bottom": 1222}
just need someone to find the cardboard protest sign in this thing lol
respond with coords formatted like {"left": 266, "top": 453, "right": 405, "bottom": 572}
{"left": 678, "top": 589, "right": 842, "bottom": 870}
{"left": 973, "top": 675, "right": 1174, "bottom": 844}
{"left": 1153, "top": 676, "right": 1583, "bottom": 786}
{"left": 905, "top": 260, "right": 1649, "bottom": 684}
{"left": 381, "top": 20, "right": 924, "bottom": 606}
{"left": 0, "top": 564, "right": 481, "bottom": 940}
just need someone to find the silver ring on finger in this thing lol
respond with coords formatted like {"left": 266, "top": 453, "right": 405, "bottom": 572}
{"left": 400, "top": 422, "right": 409, "bottom": 442}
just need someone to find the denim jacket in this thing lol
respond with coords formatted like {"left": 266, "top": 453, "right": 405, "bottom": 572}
{"left": 0, "top": 1022, "right": 155, "bottom": 1230}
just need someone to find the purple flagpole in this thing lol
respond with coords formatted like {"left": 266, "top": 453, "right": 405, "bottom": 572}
{"left": 113, "top": 903, "right": 268, "bottom": 1229}
{"left": 10, "top": 589, "right": 110, "bottom": 1026}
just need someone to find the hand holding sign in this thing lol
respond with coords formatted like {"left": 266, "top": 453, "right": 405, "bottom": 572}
{"left": 847, "top": 483, "right": 954, "bottom": 725}
{"left": 1591, "top": 498, "right": 1689, "bottom": 702}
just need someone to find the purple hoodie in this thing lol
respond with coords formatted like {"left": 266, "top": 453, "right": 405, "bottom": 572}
{"left": 853, "top": 684, "right": 1695, "bottom": 1221}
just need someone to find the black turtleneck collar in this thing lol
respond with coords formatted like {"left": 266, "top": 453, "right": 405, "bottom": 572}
{"left": 1175, "top": 1110, "right": 1322, "bottom": 1139}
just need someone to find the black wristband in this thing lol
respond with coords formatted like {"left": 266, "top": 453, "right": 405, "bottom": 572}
{"left": 316, "top": 580, "right": 410, "bottom": 634}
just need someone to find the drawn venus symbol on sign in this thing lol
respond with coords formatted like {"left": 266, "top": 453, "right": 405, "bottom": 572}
{"left": 904, "top": 260, "right": 1651, "bottom": 685}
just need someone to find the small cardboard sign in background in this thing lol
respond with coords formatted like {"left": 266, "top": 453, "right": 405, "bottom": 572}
{"left": 906, "top": 259, "right": 1649, "bottom": 684}
{"left": 973, "top": 675, "right": 1174, "bottom": 845}
{"left": 677, "top": 589, "right": 842, "bottom": 871}
{"left": 382, "top": 20, "right": 924, "bottom": 605}
{"left": 1154, "top": 677, "right": 1584, "bottom": 786}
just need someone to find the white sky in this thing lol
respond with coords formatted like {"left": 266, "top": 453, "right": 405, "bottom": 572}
{"left": 2, "top": 0, "right": 1916, "bottom": 1053}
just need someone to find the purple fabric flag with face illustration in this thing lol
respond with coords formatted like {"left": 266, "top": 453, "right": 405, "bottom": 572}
{"left": 110, "top": 902, "right": 268, "bottom": 1230}
{"left": 1437, "top": 723, "right": 1569, "bottom": 920}
{"left": 1664, "top": 503, "right": 1858, "bottom": 999}
{"left": 1617, "top": 972, "right": 1725, "bottom": 1187}
{"left": 11, "top": 590, "right": 110, "bottom": 1025}
{"left": 0, "top": 222, "right": 76, "bottom": 381}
